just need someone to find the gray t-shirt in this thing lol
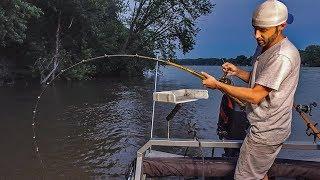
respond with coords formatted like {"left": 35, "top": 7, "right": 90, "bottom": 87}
{"left": 247, "top": 37, "right": 301, "bottom": 145}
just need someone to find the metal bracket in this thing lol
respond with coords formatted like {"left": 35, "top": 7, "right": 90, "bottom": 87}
{"left": 166, "top": 104, "right": 183, "bottom": 139}
{"left": 166, "top": 104, "right": 182, "bottom": 121}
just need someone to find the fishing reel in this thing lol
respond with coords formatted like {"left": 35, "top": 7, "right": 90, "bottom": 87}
{"left": 186, "top": 121, "right": 199, "bottom": 139}
{"left": 218, "top": 72, "right": 247, "bottom": 109}
{"left": 296, "top": 102, "right": 317, "bottom": 116}
{"left": 218, "top": 72, "right": 233, "bottom": 85}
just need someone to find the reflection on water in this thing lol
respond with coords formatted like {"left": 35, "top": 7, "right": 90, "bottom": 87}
{"left": 0, "top": 66, "right": 320, "bottom": 178}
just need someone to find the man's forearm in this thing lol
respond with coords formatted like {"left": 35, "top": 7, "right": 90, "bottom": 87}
{"left": 236, "top": 68, "right": 251, "bottom": 83}
{"left": 216, "top": 81, "right": 263, "bottom": 104}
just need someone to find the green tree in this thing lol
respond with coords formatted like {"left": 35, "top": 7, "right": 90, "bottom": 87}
{"left": 0, "top": 0, "right": 42, "bottom": 47}
{"left": 0, "top": 0, "right": 216, "bottom": 82}
{"left": 25, "top": 0, "right": 127, "bottom": 80}
{"left": 115, "top": 0, "right": 214, "bottom": 76}
{"left": 235, "top": 55, "right": 250, "bottom": 66}
{"left": 300, "top": 45, "right": 320, "bottom": 67}
{"left": 123, "top": 0, "right": 214, "bottom": 57}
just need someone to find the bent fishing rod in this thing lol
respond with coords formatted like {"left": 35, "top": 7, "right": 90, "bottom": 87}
{"left": 31, "top": 54, "right": 245, "bottom": 172}
{"left": 56, "top": 54, "right": 245, "bottom": 106}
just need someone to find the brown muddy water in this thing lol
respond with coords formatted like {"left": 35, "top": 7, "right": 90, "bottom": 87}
{"left": 0, "top": 66, "right": 320, "bottom": 179}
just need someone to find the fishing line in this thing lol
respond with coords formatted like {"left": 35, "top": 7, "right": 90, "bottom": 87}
{"left": 31, "top": 54, "right": 246, "bottom": 175}
{"left": 31, "top": 54, "right": 212, "bottom": 172}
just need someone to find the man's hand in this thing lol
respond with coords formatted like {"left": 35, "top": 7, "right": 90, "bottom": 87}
{"left": 222, "top": 62, "right": 239, "bottom": 76}
{"left": 201, "top": 72, "right": 220, "bottom": 89}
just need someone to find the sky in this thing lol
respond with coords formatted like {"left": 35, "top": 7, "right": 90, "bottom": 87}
{"left": 177, "top": 0, "right": 320, "bottom": 59}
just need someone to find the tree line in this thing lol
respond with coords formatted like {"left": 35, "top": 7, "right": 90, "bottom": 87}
{"left": 0, "top": 0, "right": 213, "bottom": 83}
{"left": 0, "top": 1, "right": 319, "bottom": 85}
{"left": 300, "top": 45, "right": 320, "bottom": 66}
{"left": 176, "top": 45, "right": 320, "bottom": 66}
{"left": 176, "top": 55, "right": 251, "bottom": 66}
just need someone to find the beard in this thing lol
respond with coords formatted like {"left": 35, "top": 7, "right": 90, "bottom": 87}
{"left": 256, "top": 27, "right": 279, "bottom": 47}
{"left": 257, "top": 39, "right": 266, "bottom": 46}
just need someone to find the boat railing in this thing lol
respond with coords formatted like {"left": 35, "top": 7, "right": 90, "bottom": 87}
{"left": 134, "top": 138, "right": 320, "bottom": 179}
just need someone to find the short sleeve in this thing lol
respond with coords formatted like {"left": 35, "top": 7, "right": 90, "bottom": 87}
{"left": 255, "top": 55, "right": 292, "bottom": 91}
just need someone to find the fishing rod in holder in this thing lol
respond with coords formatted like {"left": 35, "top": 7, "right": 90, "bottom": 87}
{"left": 294, "top": 102, "right": 320, "bottom": 143}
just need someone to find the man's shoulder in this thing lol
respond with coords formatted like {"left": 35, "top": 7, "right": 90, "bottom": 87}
{"left": 277, "top": 38, "right": 300, "bottom": 61}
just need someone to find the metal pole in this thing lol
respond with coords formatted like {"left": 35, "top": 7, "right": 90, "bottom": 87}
{"left": 134, "top": 152, "right": 144, "bottom": 180}
{"left": 167, "top": 121, "right": 170, "bottom": 139}
{"left": 150, "top": 55, "right": 159, "bottom": 138}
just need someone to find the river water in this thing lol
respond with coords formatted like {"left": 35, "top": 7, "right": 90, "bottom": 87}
{"left": 1, "top": 66, "right": 320, "bottom": 179}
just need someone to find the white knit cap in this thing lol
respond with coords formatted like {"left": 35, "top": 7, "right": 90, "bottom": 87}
{"left": 252, "top": 0, "right": 288, "bottom": 27}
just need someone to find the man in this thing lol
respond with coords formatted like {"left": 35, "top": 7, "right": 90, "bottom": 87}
{"left": 201, "top": 0, "right": 301, "bottom": 179}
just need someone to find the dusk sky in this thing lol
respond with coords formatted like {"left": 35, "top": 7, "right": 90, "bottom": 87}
{"left": 177, "top": 0, "right": 320, "bottom": 59}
